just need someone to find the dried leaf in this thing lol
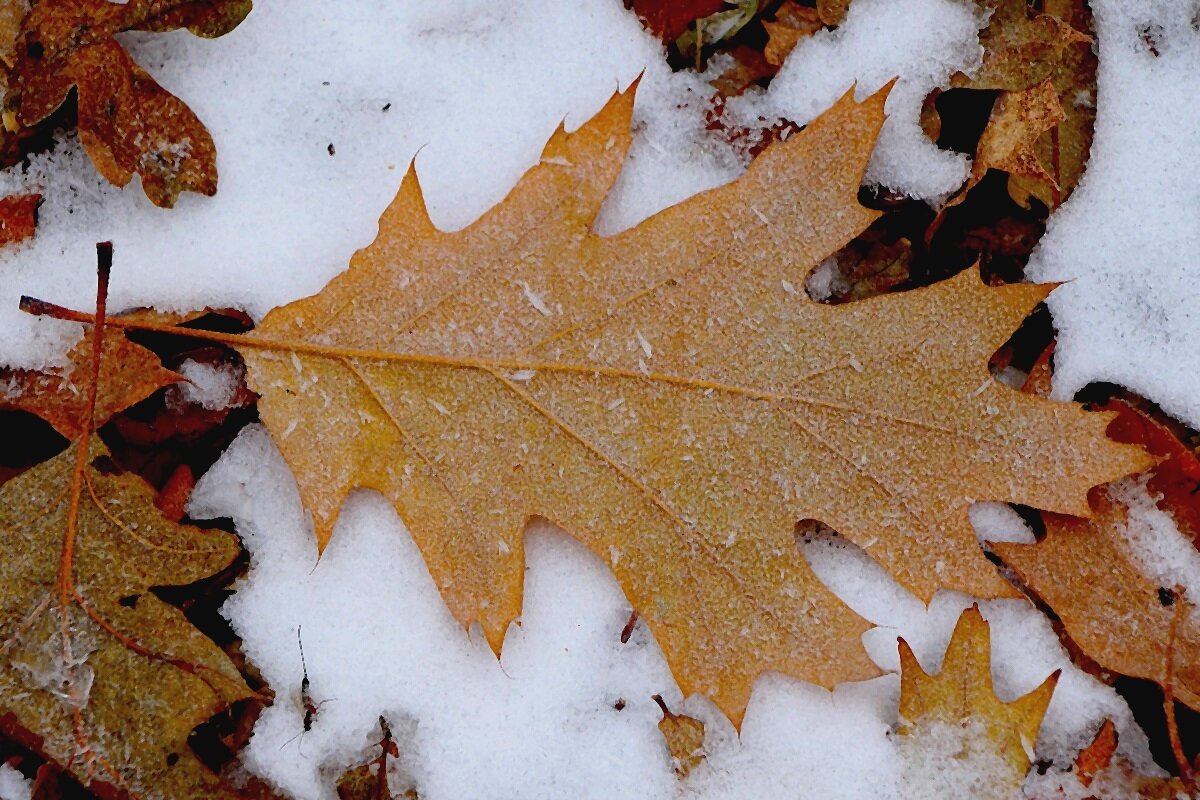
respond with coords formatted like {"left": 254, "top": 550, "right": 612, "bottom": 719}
{"left": 655, "top": 696, "right": 705, "bottom": 778}
{"left": 0, "top": 0, "right": 26, "bottom": 67}
{"left": 676, "top": 0, "right": 759, "bottom": 66}
{"left": 898, "top": 605, "right": 1059, "bottom": 788}
{"left": 216, "top": 85, "right": 1152, "bottom": 724}
{"left": 0, "top": 436, "right": 250, "bottom": 797}
{"left": 4, "top": 0, "right": 252, "bottom": 207}
{"left": 1007, "top": 0, "right": 1097, "bottom": 209}
{"left": 815, "top": 0, "right": 849, "bottom": 27}
{"left": 963, "top": 81, "right": 1065, "bottom": 205}
{"left": 952, "top": 0, "right": 1090, "bottom": 92}
{"left": 0, "top": 328, "right": 178, "bottom": 440}
{"left": 763, "top": 2, "right": 823, "bottom": 66}
{"left": 995, "top": 490, "right": 1200, "bottom": 711}
{"left": 0, "top": 192, "right": 38, "bottom": 246}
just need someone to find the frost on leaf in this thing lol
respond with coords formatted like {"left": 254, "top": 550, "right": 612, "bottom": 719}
{"left": 0, "top": 438, "right": 250, "bottom": 798}
{"left": 196, "top": 83, "right": 1152, "bottom": 725}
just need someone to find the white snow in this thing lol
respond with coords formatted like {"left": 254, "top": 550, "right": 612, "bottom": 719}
{"left": 1027, "top": 0, "right": 1200, "bottom": 429}
{"left": 722, "top": 0, "right": 986, "bottom": 202}
{"left": 0, "top": 765, "right": 30, "bottom": 800}
{"left": 170, "top": 358, "right": 241, "bottom": 411}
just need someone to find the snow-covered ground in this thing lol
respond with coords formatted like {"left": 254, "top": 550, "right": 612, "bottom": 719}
{"left": 2, "top": 0, "right": 1198, "bottom": 797}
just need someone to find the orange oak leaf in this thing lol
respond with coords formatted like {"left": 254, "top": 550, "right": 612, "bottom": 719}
{"left": 3, "top": 0, "right": 251, "bottom": 207}
{"left": 28, "top": 86, "right": 1151, "bottom": 724}
{"left": 763, "top": 2, "right": 823, "bottom": 67}
{"left": 898, "top": 605, "right": 1059, "bottom": 791}
{"left": 993, "top": 489, "right": 1200, "bottom": 712}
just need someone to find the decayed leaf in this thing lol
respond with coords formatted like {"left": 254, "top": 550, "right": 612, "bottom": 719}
{"left": 955, "top": 81, "right": 1065, "bottom": 207}
{"left": 0, "top": 327, "right": 178, "bottom": 440}
{"left": 898, "top": 605, "right": 1059, "bottom": 790}
{"left": 993, "top": 489, "right": 1200, "bottom": 712}
{"left": 0, "top": 435, "right": 250, "bottom": 797}
{"left": 762, "top": 2, "right": 823, "bottom": 67}
{"left": 0, "top": 192, "right": 38, "bottom": 246}
{"left": 807, "top": 230, "right": 912, "bottom": 304}
{"left": 655, "top": 696, "right": 706, "bottom": 778}
{"left": 4, "top": 0, "right": 252, "bottom": 207}
{"left": 0, "top": 0, "right": 26, "bottom": 68}
{"left": 209, "top": 84, "right": 1152, "bottom": 724}
{"left": 1006, "top": 0, "right": 1097, "bottom": 209}
{"left": 676, "top": 0, "right": 759, "bottom": 67}
{"left": 952, "top": 0, "right": 1089, "bottom": 92}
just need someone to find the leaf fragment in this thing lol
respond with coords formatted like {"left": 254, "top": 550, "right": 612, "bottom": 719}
{"left": 0, "top": 328, "right": 178, "bottom": 440}
{"left": 4, "top": 0, "right": 252, "bottom": 207}
{"left": 0, "top": 192, "right": 39, "bottom": 246}
{"left": 952, "top": 0, "right": 1090, "bottom": 93}
{"left": 962, "top": 81, "right": 1065, "bottom": 205}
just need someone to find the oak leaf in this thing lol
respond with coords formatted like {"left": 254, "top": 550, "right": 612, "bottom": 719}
{"left": 952, "top": 81, "right": 1065, "bottom": 208}
{"left": 3, "top": 0, "right": 252, "bottom": 207}
{"left": 214, "top": 85, "right": 1153, "bottom": 724}
{"left": 993, "top": 487, "right": 1200, "bottom": 712}
{"left": 1006, "top": 0, "right": 1097, "bottom": 209}
{"left": 1, "top": 325, "right": 178, "bottom": 440}
{"left": 0, "top": 436, "right": 251, "bottom": 798}
{"left": 898, "top": 605, "right": 1059, "bottom": 793}
{"left": 762, "top": 2, "right": 823, "bottom": 67}
{"left": 951, "top": 0, "right": 1090, "bottom": 93}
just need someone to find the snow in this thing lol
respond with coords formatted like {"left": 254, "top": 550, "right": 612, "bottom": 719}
{"left": 191, "top": 429, "right": 1156, "bottom": 799}
{"left": 170, "top": 358, "right": 241, "bottom": 411}
{"left": 0, "top": 765, "right": 30, "bottom": 800}
{"left": 0, "top": 0, "right": 989, "bottom": 368}
{"left": 722, "top": 0, "right": 986, "bottom": 202}
{"left": 1027, "top": 0, "right": 1200, "bottom": 429}
{"left": 969, "top": 502, "right": 1036, "bottom": 545}
{"left": 1107, "top": 477, "right": 1200, "bottom": 611}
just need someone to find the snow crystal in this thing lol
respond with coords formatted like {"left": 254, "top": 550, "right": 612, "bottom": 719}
{"left": 1027, "top": 0, "right": 1200, "bottom": 428}
{"left": 171, "top": 359, "right": 241, "bottom": 411}
{"left": 0, "top": 764, "right": 31, "bottom": 800}
{"left": 723, "top": 0, "right": 987, "bottom": 202}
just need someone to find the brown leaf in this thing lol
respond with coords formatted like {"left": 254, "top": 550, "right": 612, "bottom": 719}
{"left": 4, "top": 0, "right": 251, "bottom": 207}
{"left": 898, "top": 605, "right": 1059, "bottom": 789}
{"left": 35, "top": 85, "right": 1150, "bottom": 725}
{"left": 952, "top": 0, "right": 1090, "bottom": 92}
{"left": 0, "top": 436, "right": 250, "bottom": 797}
{"left": 0, "top": 192, "right": 38, "bottom": 246}
{"left": 1007, "top": 0, "right": 1097, "bottom": 209}
{"left": 967, "top": 81, "right": 1065, "bottom": 203}
{"left": 0, "top": 0, "right": 26, "bottom": 68}
{"left": 993, "top": 490, "right": 1200, "bottom": 711}
{"left": 815, "top": 0, "right": 849, "bottom": 27}
{"left": 763, "top": 2, "right": 823, "bottom": 66}
{"left": 655, "top": 696, "right": 705, "bottom": 778}
{"left": 0, "top": 327, "right": 179, "bottom": 440}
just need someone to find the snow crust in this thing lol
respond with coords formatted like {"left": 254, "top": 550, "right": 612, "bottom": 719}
{"left": 1027, "top": 0, "right": 1200, "bottom": 428}
{"left": 191, "top": 428, "right": 1154, "bottom": 799}
{"left": 0, "top": 0, "right": 987, "bottom": 368}
{"left": 1107, "top": 477, "right": 1200, "bottom": 610}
